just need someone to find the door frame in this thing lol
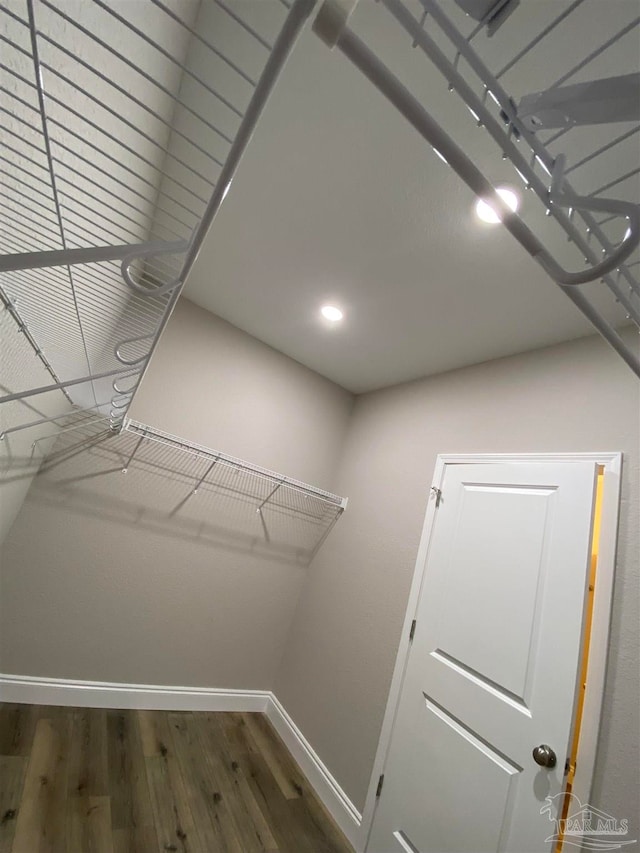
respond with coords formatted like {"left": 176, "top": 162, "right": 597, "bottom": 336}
{"left": 360, "top": 451, "right": 623, "bottom": 851}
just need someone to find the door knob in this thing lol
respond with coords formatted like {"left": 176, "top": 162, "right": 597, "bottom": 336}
{"left": 532, "top": 744, "right": 557, "bottom": 768}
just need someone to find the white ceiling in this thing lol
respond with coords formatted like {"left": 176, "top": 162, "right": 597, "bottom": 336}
{"left": 184, "top": 0, "right": 640, "bottom": 393}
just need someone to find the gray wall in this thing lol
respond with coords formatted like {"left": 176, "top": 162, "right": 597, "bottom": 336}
{"left": 275, "top": 330, "right": 640, "bottom": 836}
{"left": 130, "top": 299, "right": 353, "bottom": 491}
{"left": 2, "top": 299, "right": 638, "bottom": 839}
{"left": 0, "top": 390, "right": 66, "bottom": 547}
{"left": 0, "top": 307, "right": 69, "bottom": 546}
{"left": 1, "top": 500, "right": 307, "bottom": 688}
{"left": 0, "top": 299, "right": 353, "bottom": 687}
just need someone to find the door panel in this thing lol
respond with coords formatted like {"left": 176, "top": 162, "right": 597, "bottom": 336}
{"left": 367, "top": 461, "right": 597, "bottom": 853}
{"left": 436, "top": 483, "right": 555, "bottom": 701}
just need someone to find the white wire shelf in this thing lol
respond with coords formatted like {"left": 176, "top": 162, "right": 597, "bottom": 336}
{"left": 1, "top": 0, "right": 314, "bottom": 424}
{"left": 3, "top": 0, "right": 638, "bottom": 430}
{"left": 313, "top": 0, "right": 640, "bottom": 377}
{"left": 4, "top": 414, "right": 347, "bottom": 564}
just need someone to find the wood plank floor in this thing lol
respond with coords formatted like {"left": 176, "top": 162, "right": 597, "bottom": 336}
{"left": 0, "top": 704, "right": 354, "bottom": 853}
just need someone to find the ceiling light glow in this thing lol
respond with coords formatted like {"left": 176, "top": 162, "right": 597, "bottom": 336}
{"left": 321, "top": 305, "right": 343, "bottom": 322}
{"left": 475, "top": 187, "right": 519, "bottom": 224}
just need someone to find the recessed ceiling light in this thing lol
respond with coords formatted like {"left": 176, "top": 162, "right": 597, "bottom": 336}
{"left": 476, "top": 187, "right": 519, "bottom": 223}
{"left": 321, "top": 305, "right": 343, "bottom": 322}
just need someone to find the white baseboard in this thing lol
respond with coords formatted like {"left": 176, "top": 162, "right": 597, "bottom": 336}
{"left": 0, "top": 673, "right": 271, "bottom": 712}
{"left": 0, "top": 673, "right": 364, "bottom": 851}
{"left": 266, "top": 694, "right": 363, "bottom": 851}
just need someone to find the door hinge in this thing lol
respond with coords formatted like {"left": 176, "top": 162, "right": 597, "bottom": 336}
{"left": 409, "top": 619, "right": 417, "bottom": 641}
{"left": 431, "top": 486, "right": 442, "bottom": 507}
{"left": 376, "top": 774, "right": 384, "bottom": 798}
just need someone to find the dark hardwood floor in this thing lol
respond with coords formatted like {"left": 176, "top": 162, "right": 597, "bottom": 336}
{"left": 0, "top": 703, "right": 354, "bottom": 853}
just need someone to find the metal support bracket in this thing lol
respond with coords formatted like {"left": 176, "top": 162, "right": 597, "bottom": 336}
{"left": 122, "top": 433, "right": 145, "bottom": 474}
{"left": 518, "top": 73, "right": 640, "bottom": 131}
{"left": 168, "top": 457, "right": 219, "bottom": 517}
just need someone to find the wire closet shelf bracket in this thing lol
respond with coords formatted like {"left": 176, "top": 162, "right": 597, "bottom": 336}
{"left": 1, "top": 0, "right": 315, "bottom": 429}
{"left": 313, "top": 0, "right": 640, "bottom": 378}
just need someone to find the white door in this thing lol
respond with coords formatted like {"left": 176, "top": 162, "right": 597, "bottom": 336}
{"left": 367, "top": 460, "right": 598, "bottom": 853}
